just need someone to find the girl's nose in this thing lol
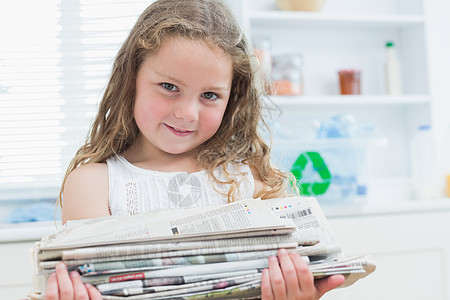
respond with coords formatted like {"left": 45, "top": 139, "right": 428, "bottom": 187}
{"left": 173, "top": 96, "right": 199, "bottom": 122}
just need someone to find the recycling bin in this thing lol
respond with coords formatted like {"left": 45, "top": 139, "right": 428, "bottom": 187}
{"left": 271, "top": 138, "right": 371, "bottom": 205}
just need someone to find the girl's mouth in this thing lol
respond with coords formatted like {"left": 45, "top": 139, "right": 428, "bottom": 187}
{"left": 164, "top": 124, "right": 193, "bottom": 136}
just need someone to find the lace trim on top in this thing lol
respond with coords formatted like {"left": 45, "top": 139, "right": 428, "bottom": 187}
{"left": 126, "top": 182, "right": 139, "bottom": 215}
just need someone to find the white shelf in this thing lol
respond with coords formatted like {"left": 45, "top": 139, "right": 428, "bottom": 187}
{"left": 249, "top": 11, "right": 425, "bottom": 28}
{"left": 267, "top": 94, "right": 431, "bottom": 106}
{"left": 272, "top": 137, "right": 388, "bottom": 148}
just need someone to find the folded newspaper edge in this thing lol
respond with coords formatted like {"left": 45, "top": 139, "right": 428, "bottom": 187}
{"left": 29, "top": 196, "right": 376, "bottom": 299}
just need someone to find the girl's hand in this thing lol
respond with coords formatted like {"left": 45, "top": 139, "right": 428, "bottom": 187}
{"left": 45, "top": 262, "right": 102, "bottom": 300}
{"left": 261, "top": 249, "right": 346, "bottom": 300}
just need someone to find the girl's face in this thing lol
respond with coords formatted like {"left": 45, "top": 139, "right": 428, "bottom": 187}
{"left": 133, "top": 37, "right": 232, "bottom": 158}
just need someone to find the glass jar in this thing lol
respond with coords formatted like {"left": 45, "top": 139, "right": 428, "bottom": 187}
{"left": 271, "top": 54, "right": 304, "bottom": 95}
{"left": 338, "top": 69, "right": 361, "bottom": 95}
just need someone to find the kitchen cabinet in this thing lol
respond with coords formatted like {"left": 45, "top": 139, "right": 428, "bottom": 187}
{"left": 228, "top": 0, "right": 450, "bottom": 204}
{"left": 0, "top": 221, "right": 57, "bottom": 299}
{"left": 323, "top": 208, "right": 450, "bottom": 300}
{"left": 0, "top": 241, "right": 36, "bottom": 299}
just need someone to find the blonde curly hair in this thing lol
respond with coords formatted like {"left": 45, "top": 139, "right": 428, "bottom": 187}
{"left": 58, "top": 0, "right": 288, "bottom": 207}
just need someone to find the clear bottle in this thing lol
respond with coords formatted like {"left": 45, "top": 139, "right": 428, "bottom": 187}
{"left": 410, "top": 125, "right": 441, "bottom": 199}
{"left": 253, "top": 36, "right": 272, "bottom": 75}
{"left": 385, "top": 41, "right": 402, "bottom": 95}
{"left": 252, "top": 36, "right": 273, "bottom": 94}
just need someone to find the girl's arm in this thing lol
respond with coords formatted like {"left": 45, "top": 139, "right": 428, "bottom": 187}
{"left": 46, "top": 163, "right": 110, "bottom": 299}
{"left": 61, "top": 162, "right": 110, "bottom": 224}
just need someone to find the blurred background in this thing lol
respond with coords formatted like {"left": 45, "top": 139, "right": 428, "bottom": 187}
{"left": 1, "top": 0, "right": 450, "bottom": 299}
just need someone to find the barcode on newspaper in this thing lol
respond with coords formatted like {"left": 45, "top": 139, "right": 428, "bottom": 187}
{"left": 285, "top": 208, "right": 312, "bottom": 219}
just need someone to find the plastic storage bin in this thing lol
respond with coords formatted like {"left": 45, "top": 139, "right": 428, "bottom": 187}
{"left": 271, "top": 138, "right": 374, "bottom": 205}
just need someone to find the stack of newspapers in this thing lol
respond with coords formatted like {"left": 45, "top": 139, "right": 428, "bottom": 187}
{"left": 29, "top": 197, "right": 375, "bottom": 300}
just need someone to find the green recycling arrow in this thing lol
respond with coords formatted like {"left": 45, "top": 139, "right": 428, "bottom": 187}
{"left": 291, "top": 151, "right": 331, "bottom": 195}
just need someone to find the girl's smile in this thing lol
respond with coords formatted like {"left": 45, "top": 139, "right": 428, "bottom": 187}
{"left": 163, "top": 123, "right": 194, "bottom": 136}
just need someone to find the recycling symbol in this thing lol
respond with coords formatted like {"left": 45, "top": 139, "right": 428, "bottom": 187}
{"left": 291, "top": 151, "right": 331, "bottom": 195}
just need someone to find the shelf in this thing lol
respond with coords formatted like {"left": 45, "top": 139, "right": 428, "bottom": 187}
{"left": 249, "top": 11, "right": 425, "bottom": 28}
{"left": 272, "top": 137, "right": 388, "bottom": 148}
{"left": 266, "top": 95, "right": 431, "bottom": 106}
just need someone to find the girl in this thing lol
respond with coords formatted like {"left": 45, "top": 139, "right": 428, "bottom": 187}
{"left": 44, "top": 0, "right": 345, "bottom": 299}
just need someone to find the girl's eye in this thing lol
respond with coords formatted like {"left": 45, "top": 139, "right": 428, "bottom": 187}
{"left": 161, "top": 83, "right": 178, "bottom": 91}
{"left": 202, "top": 92, "right": 218, "bottom": 101}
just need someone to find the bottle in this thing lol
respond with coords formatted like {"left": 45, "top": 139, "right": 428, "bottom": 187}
{"left": 444, "top": 124, "right": 450, "bottom": 197}
{"left": 385, "top": 41, "right": 402, "bottom": 95}
{"left": 253, "top": 36, "right": 272, "bottom": 75}
{"left": 410, "top": 125, "right": 441, "bottom": 199}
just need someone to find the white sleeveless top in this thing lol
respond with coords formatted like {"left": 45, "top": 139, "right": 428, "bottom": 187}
{"left": 106, "top": 155, "right": 255, "bottom": 215}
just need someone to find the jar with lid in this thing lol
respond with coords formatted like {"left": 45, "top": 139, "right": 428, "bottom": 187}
{"left": 271, "top": 54, "right": 304, "bottom": 95}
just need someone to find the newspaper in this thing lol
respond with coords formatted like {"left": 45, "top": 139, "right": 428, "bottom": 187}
{"left": 99, "top": 273, "right": 262, "bottom": 297}
{"left": 36, "top": 230, "right": 318, "bottom": 262}
{"left": 62, "top": 232, "right": 317, "bottom": 260}
{"left": 102, "top": 280, "right": 263, "bottom": 300}
{"left": 75, "top": 250, "right": 286, "bottom": 275}
{"left": 80, "top": 259, "right": 270, "bottom": 286}
{"left": 95, "top": 271, "right": 262, "bottom": 293}
{"left": 38, "top": 243, "right": 299, "bottom": 271}
{"left": 37, "top": 198, "right": 296, "bottom": 250}
{"left": 29, "top": 196, "right": 375, "bottom": 300}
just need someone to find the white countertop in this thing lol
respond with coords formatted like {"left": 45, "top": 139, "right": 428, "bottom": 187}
{"left": 0, "top": 221, "right": 60, "bottom": 243}
{"left": 323, "top": 197, "right": 450, "bottom": 218}
{"left": 1, "top": 198, "right": 450, "bottom": 243}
